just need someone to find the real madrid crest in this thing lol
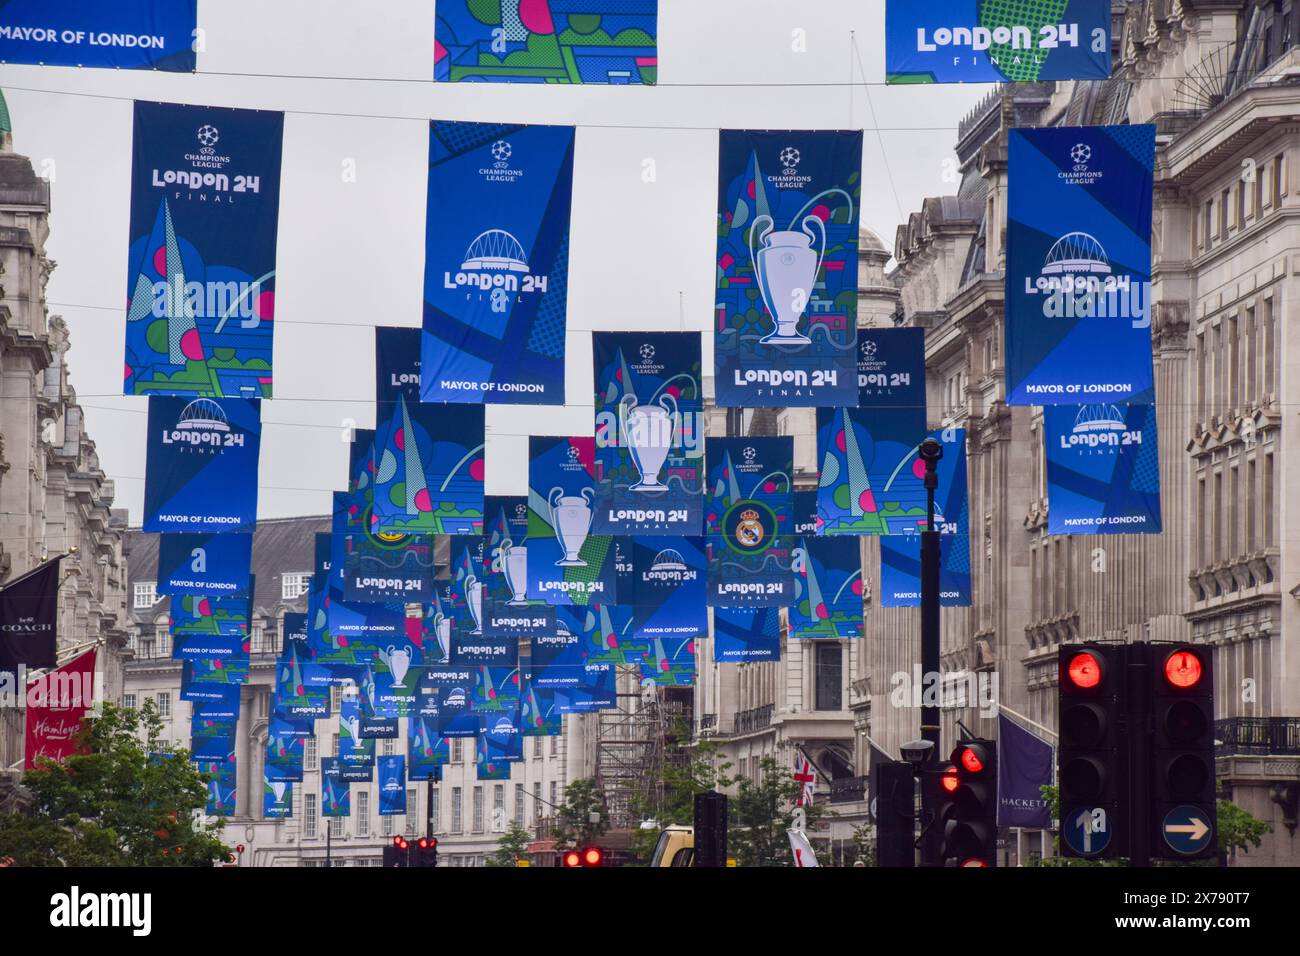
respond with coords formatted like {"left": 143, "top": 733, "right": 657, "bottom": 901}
{"left": 735, "top": 508, "right": 765, "bottom": 548}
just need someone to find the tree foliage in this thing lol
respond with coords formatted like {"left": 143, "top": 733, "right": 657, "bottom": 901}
{"left": 551, "top": 778, "right": 609, "bottom": 851}
{"left": 487, "top": 821, "right": 533, "bottom": 867}
{"left": 729, "top": 756, "right": 826, "bottom": 867}
{"left": 0, "top": 701, "right": 230, "bottom": 867}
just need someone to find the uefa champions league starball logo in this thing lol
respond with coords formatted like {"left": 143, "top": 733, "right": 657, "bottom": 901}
{"left": 197, "top": 125, "right": 220, "bottom": 153}
{"left": 861, "top": 340, "right": 878, "bottom": 359}
{"left": 780, "top": 146, "right": 801, "bottom": 171}
{"left": 743, "top": 446, "right": 757, "bottom": 464}
{"left": 566, "top": 444, "right": 581, "bottom": 462}
{"left": 491, "top": 140, "right": 513, "bottom": 166}
{"left": 1070, "top": 143, "right": 1091, "bottom": 167}
{"left": 639, "top": 343, "right": 656, "bottom": 362}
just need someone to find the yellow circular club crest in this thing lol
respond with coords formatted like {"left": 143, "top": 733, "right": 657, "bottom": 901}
{"left": 735, "top": 509, "right": 764, "bottom": 548}
{"left": 376, "top": 532, "right": 407, "bottom": 543}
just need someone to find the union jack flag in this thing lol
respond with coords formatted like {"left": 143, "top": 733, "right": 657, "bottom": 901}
{"left": 793, "top": 750, "right": 817, "bottom": 807}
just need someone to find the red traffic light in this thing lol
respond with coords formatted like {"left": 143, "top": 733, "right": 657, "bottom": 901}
{"left": 418, "top": 837, "right": 430, "bottom": 849}
{"left": 940, "top": 768, "right": 960, "bottom": 793}
{"left": 959, "top": 858, "right": 990, "bottom": 868}
{"left": 563, "top": 851, "right": 582, "bottom": 868}
{"left": 583, "top": 847, "right": 603, "bottom": 866}
{"left": 1067, "top": 651, "right": 1103, "bottom": 689}
{"left": 957, "top": 746, "right": 985, "bottom": 774}
{"left": 1164, "top": 649, "right": 1203, "bottom": 689}
{"left": 393, "top": 836, "right": 408, "bottom": 850}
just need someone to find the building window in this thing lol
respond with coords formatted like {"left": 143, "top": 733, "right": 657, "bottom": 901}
{"left": 333, "top": 733, "right": 340, "bottom": 757}
{"left": 357, "top": 791, "right": 370, "bottom": 836}
{"left": 1219, "top": 188, "right": 1229, "bottom": 237}
{"left": 382, "top": 738, "right": 394, "bottom": 756}
{"left": 533, "top": 736, "right": 542, "bottom": 758}
{"left": 123, "top": 693, "right": 137, "bottom": 710}
{"left": 330, "top": 686, "right": 341, "bottom": 712}
{"left": 550, "top": 735, "right": 558, "bottom": 756}
{"left": 329, "top": 816, "right": 343, "bottom": 838}
{"left": 493, "top": 784, "right": 505, "bottom": 831}
{"left": 514, "top": 783, "right": 525, "bottom": 827}
{"left": 739, "top": 756, "right": 748, "bottom": 780}
{"left": 1273, "top": 153, "right": 1284, "bottom": 207}
{"left": 156, "top": 692, "right": 171, "bottom": 718}
{"left": 406, "top": 789, "right": 419, "bottom": 835}
{"left": 549, "top": 781, "right": 557, "bottom": 812}
{"left": 451, "top": 787, "right": 463, "bottom": 833}
{"left": 382, "top": 814, "right": 394, "bottom": 837}
{"left": 815, "top": 643, "right": 843, "bottom": 711}
{"left": 133, "top": 582, "right": 158, "bottom": 609}
{"left": 304, "top": 794, "right": 318, "bottom": 838}
{"left": 430, "top": 787, "right": 440, "bottom": 833}
{"left": 282, "top": 573, "right": 311, "bottom": 601}
{"left": 451, "top": 738, "right": 463, "bottom": 763}
{"left": 251, "top": 622, "right": 268, "bottom": 654}
{"left": 533, "top": 782, "right": 542, "bottom": 824}
{"left": 472, "top": 786, "right": 484, "bottom": 833}
{"left": 305, "top": 737, "right": 318, "bottom": 771}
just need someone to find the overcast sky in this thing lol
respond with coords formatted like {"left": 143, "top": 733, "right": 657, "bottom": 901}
{"left": 6, "top": 0, "right": 987, "bottom": 524}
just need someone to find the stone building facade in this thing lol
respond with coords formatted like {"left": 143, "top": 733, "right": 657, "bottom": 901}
{"left": 0, "top": 134, "right": 127, "bottom": 773}
{"left": 862, "top": 0, "right": 1300, "bottom": 864}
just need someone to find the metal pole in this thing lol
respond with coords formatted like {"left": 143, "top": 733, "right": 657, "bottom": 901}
{"left": 325, "top": 822, "right": 331, "bottom": 868}
{"left": 426, "top": 774, "right": 434, "bottom": 840}
{"left": 918, "top": 437, "right": 943, "bottom": 865}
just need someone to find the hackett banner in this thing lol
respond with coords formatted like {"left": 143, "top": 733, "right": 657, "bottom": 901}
{"left": 715, "top": 129, "right": 863, "bottom": 408}
{"left": 0, "top": 1, "right": 197, "bottom": 71}
{"left": 1044, "top": 399, "right": 1162, "bottom": 535}
{"left": 421, "top": 121, "right": 573, "bottom": 405}
{"left": 157, "top": 532, "right": 252, "bottom": 598}
{"left": 0, "top": 557, "right": 60, "bottom": 671}
{"left": 24, "top": 648, "right": 96, "bottom": 770}
{"left": 885, "top": 0, "right": 1110, "bottom": 84}
{"left": 1005, "top": 124, "right": 1155, "bottom": 406}
{"left": 125, "top": 102, "right": 283, "bottom": 399}
{"left": 435, "top": 1, "right": 658, "bottom": 84}
{"left": 592, "top": 331, "right": 704, "bottom": 535}
{"left": 142, "top": 396, "right": 261, "bottom": 533}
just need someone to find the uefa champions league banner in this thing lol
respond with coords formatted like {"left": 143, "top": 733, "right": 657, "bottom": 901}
{"left": 375, "top": 326, "right": 422, "bottom": 405}
{"left": 793, "top": 491, "right": 820, "bottom": 536}
{"left": 435, "top": 1, "right": 658, "bottom": 84}
{"left": 790, "top": 536, "right": 864, "bottom": 640}
{"left": 0, "top": 1, "right": 197, "bottom": 70}
{"left": 180, "top": 659, "right": 248, "bottom": 702}
{"left": 326, "top": 598, "right": 403, "bottom": 673}
{"left": 858, "top": 326, "right": 927, "bottom": 410}
{"left": 521, "top": 676, "right": 563, "bottom": 736}
{"left": 1005, "top": 125, "right": 1156, "bottom": 406}
{"left": 527, "top": 436, "right": 618, "bottom": 605}
{"left": 814, "top": 403, "right": 929, "bottom": 535}
{"left": 143, "top": 396, "right": 261, "bottom": 533}
{"left": 555, "top": 661, "right": 616, "bottom": 712}
{"left": 126, "top": 102, "right": 283, "bottom": 398}
{"left": 715, "top": 130, "right": 863, "bottom": 408}
{"left": 877, "top": 428, "right": 972, "bottom": 607}
{"left": 342, "top": 533, "right": 436, "bottom": 603}
{"left": 378, "top": 756, "right": 408, "bottom": 815}
{"left": 264, "top": 734, "right": 304, "bottom": 784}
{"left": 478, "top": 709, "right": 523, "bottom": 776}
{"left": 884, "top": 0, "right": 1111, "bottom": 84}
{"left": 263, "top": 779, "right": 293, "bottom": 818}
{"left": 559, "top": 601, "right": 641, "bottom": 667}
{"left": 423, "top": 665, "right": 479, "bottom": 738}
{"left": 421, "top": 121, "right": 573, "bottom": 405}
{"left": 281, "top": 612, "right": 309, "bottom": 657}
{"left": 713, "top": 606, "right": 782, "bottom": 663}
{"left": 198, "top": 759, "right": 237, "bottom": 816}
{"left": 627, "top": 535, "right": 708, "bottom": 649}
{"left": 357, "top": 621, "right": 425, "bottom": 717}
{"left": 483, "top": 495, "right": 556, "bottom": 639}
{"left": 171, "top": 586, "right": 252, "bottom": 660}
{"left": 334, "top": 429, "right": 376, "bottom": 534}
{"left": 320, "top": 758, "right": 350, "bottom": 817}
{"left": 1043, "top": 398, "right": 1162, "bottom": 535}
{"left": 705, "top": 437, "right": 795, "bottom": 607}
{"left": 592, "top": 331, "right": 704, "bottom": 534}
{"left": 408, "top": 713, "right": 450, "bottom": 780}
{"left": 158, "top": 532, "right": 252, "bottom": 598}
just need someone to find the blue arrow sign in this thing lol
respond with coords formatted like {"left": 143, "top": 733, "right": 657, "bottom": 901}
{"left": 1062, "top": 807, "right": 1111, "bottom": 856}
{"left": 1162, "top": 805, "right": 1213, "bottom": 855}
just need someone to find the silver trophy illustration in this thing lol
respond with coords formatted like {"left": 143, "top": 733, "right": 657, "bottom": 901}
{"left": 548, "top": 486, "right": 594, "bottom": 567}
{"left": 466, "top": 577, "right": 484, "bottom": 635}
{"left": 750, "top": 213, "right": 826, "bottom": 345}
{"left": 503, "top": 540, "right": 530, "bottom": 606}
{"left": 620, "top": 392, "right": 678, "bottom": 493}
{"left": 271, "top": 781, "right": 288, "bottom": 806}
{"left": 383, "top": 643, "right": 414, "bottom": 691}
{"left": 345, "top": 713, "right": 360, "bottom": 746}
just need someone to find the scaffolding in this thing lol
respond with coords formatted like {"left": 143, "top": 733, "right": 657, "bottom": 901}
{"left": 593, "top": 667, "right": 671, "bottom": 829}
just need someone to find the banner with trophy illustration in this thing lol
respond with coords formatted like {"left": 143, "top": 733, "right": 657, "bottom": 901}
{"left": 814, "top": 404, "right": 928, "bottom": 535}
{"left": 715, "top": 129, "right": 863, "bottom": 408}
{"left": 1005, "top": 124, "right": 1155, "bottom": 406}
{"left": 263, "top": 779, "right": 293, "bottom": 818}
{"left": 705, "top": 437, "right": 795, "bottom": 607}
{"left": 878, "top": 428, "right": 973, "bottom": 607}
{"left": 884, "top": 0, "right": 1111, "bottom": 85}
{"left": 592, "top": 331, "right": 704, "bottom": 534}
{"left": 482, "top": 495, "right": 556, "bottom": 639}
{"left": 713, "top": 605, "right": 782, "bottom": 663}
{"left": 789, "top": 536, "right": 864, "bottom": 639}
{"left": 320, "top": 758, "right": 350, "bottom": 817}
{"left": 126, "top": 102, "right": 283, "bottom": 398}
{"left": 858, "top": 326, "right": 927, "bottom": 411}
{"left": 341, "top": 533, "right": 436, "bottom": 603}
{"left": 377, "top": 756, "right": 407, "bottom": 815}
{"left": 0, "top": 1, "right": 198, "bottom": 71}
{"left": 371, "top": 395, "right": 485, "bottom": 535}
{"left": 420, "top": 121, "right": 573, "bottom": 405}
{"left": 1043, "top": 398, "right": 1162, "bottom": 535}
{"left": 142, "top": 396, "right": 261, "bottom": 533}
{"left": 626, "top": 535, "right": 708, "bottom": 648}
{"left": 526, "top": 436, "right": 618, "bottom": 605}
{"left": 157, "top": 532, "right": 251, "bottom": 598}
{"left": 366, "top": 618, "right": 427, "bottom": 716}
{"left": 435, "top": 2, "right": 658, "bottom": 84}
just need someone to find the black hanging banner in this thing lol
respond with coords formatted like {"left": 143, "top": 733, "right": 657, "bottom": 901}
{"left": 0, "top": 557, "right": 62, "bottom": 670}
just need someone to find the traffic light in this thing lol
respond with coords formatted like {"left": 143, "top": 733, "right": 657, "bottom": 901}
{"left": 383, "top": 836, "right": 409, "bottom": 868}
{"left": 1058, "top": 644, "right": 1125, "bottom": 859}
{"left": 1151, "top": 645, "right": 1216, "bottom": 860}
{"left": 562, "top": 850, "right": 582, "bottom": 868}
{"left": 935, "top": 740, "right": 998, "bottom": 866}
{"left": 873, "top": 759, "right": 915, "bottom": 868}
{"left": 694, "top": 790, "right": 728, "bottom": 867}
{"left": 413, "top": 836, "right": 439, "bottom": 868}
{"left": 561, "top": 847, "right": 603, "bottom": 867}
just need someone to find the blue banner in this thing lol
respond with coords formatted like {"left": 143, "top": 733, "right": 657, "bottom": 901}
{"left": 435, "top": 2, "right": 658, "bottom": 84}
{"left": 125, "top": 102, "right": 283, "bottom": 398}
{"left": 342, "top": 533, "right": 436, "bottom": 603}
{"left": 157, "top": 531, "right": 252, "bottom": 598}
{"left": 198, "top": 758, "right": 237, "bottom": 816}
{"left": 375, "top": 326, "right": 422, "bottom": 405}
{"left": 592, "top": 331, "right": 704, "bottom": 534}
{"left": 263, "top": 779, "right": 293, "bottom": 818}
{"left": 1044, "top": 399, "right": 1161, "bottom": 535}
{"left": 997, "top": 713, "right": 1054, "bottom": 828}
{"left": 527, "top": 436, "right": 617, "bottom": 605}
{"left": 180, "top": 659, "right": 247, "bottom": 702}
{"left": 420, "top": 121, "right": 573, "bottom": 404}
{"left": 789, "top": 536, "right": 863, "bottom": 639}
{"left": 143, "top": 396, "right": 260, "bottom": 533}
{"left": 333, "top": 429, "right": 375, "bottom": 534}
{"left": 557, "top": 601, "right": 640, "bottom": 667}
{"left": 478, "top": 708, "right": 524, "bottom": 778}
{"left": 627, "top": 535, "right": 708, "bottom": 649}
{"left": 639, "top": 635, "right": 695, "bottom": 687}
{"left": 423, "top": 666, "right": 478, "bottom": 738}
{"left": 705, "top": 437, "right": 794, "bottom": 606}
{"left": 878, "top": 425, "right": 970, "bottom": 599}
{"left": 482, "top": 496, "right": 557, "bottom": 640}
{"left": 0, "top": 2, "right": 196, "bottom": 70}
{"left": 320, "top": 758, "right": 350, "bottom": 817}
{"left": 338, "top": 696, "right": 375, "bottom": 781}
{"left": 326, "top": 599, "right": 403, "bottom": 670}
{"left": 408, "top": 711, "right": 450, "bottom": 780}
{"left": 814, "top": 404, "right": 929, "bottom": 535}
{"left": 554, "top": 661, "right": 616, "bottom": 712}
{"left": 171, "top": 588, "right": 251, "bottom": 660}
{"left": 264, "top": 732, "right": 304, "bottom": 784}
{"left": 472, "top": 665, "right": 521, "bottom": 715}
{"left": 714, "top": 605, "right": 782, "bottom": 663}
{"left": 520, "top": 677, "right": 563, "bottom": 736}
{"left": 1005, "top": 125, "right": 1155, "bottom": 406}
{"left": 793, "top": 490, "right": 820, "bottom": 536}
{"left": 452, "top": 631, "right": 519, "bottom": 667}
{"left": 715, "top": 130, "right": 862, "bottom": 408}
{"left": 378, "top": 755, "right": 408, "bottom": 815}
{"left": 858, "top": 326, "right": 926, "bottom": 411}
{"left": 885, "top": 0, "right": 1110, "bottom": 84}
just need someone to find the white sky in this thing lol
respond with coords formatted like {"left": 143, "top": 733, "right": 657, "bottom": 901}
{"left": 4, "top": 0, "right": 988, "bottom": 523}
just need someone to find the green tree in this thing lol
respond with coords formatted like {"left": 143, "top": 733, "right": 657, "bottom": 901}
{"left": 486, "top": 821, "right": 533, "bottom": 867}
{"left": 0, "top": 701, "right": 230, "bottom": 867}
{"left": 729, "top": 756, "right": 826, "bottom": 867}
{"left": 627, "top": 719, "right": 733, "bottom": 863}
{"left": 1216, "top": 799, "right": 1271, "bottom": 862}
{"left": 551, "top": 778, "right": 609, "bottom": 851}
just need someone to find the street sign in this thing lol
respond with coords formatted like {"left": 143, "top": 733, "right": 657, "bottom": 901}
{"left": 1161, "top": 805, "right": 1213, "bottom": 856}
{"left": 1062, "top": 806, "right": 1112, "bottom": 857}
